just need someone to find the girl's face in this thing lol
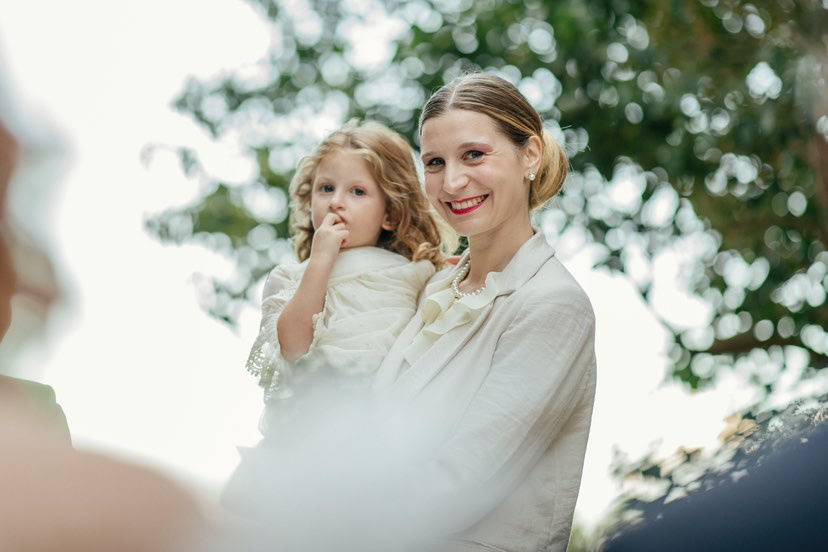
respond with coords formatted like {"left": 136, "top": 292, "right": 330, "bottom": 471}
{"left": 420, "top": 109, "right": 538, "bottom": 239}
{"left": 310, "top": 149, "right": 392, "bottom": 249}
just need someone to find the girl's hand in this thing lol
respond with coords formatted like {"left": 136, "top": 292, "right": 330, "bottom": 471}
{"left": 310, "top": 213, "right": 349, "bottom": 264}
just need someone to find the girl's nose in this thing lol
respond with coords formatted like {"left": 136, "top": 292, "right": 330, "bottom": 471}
{"left": 329, "top": 193, "right": 345, "bottom": 210}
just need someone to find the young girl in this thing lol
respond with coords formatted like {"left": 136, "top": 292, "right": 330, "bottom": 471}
{"left": 222, "top": 120, "right": 446, "bottom": 520}
{"left": 244, "top": 119, "right": 445, "bottom": 429}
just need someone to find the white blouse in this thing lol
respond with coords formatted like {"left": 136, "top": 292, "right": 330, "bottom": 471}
{"left": 373, "top": 232, "right": 597, "bottom": 552}
{"left": 245, "top": 246, "right": 435, "bottom": 405}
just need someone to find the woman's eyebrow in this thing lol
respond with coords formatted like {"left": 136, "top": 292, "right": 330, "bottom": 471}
{"left": 421, "top": 141, "right": 492, "bottom": 160}
{"left": 458, "top": 141, "right": 492, "bottom": 151}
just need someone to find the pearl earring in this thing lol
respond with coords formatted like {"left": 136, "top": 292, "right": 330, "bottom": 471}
{"left": 528, "top": 172, "right": 536, "bottom": 181}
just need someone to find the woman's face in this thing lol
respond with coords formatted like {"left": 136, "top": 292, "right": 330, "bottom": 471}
{"left": 420, "top": 109, "right": 538, "bottom": 239}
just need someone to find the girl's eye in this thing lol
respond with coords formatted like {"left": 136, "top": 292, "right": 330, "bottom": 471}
{"left": 464, "top": 150, "right": 484, "bottom": 161}
{"left": 352, "top": 188, "right": 366, "bottom": 196}
{"left": 319, "top": 184, "right": 334, "bottom": 193}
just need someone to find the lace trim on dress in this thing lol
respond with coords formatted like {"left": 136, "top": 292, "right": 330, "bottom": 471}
{"left": 245, "top": 281, "right": 297, "bottom": 398}
{"left": 245, "top": 275, "right": 331, "bottom": 401}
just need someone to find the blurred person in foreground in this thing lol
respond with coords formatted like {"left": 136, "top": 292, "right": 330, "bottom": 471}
{"left": 0, "top": 120, "right": 208, "bottom": 552}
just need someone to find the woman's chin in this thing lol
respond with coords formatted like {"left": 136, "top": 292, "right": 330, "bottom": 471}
{"left": 447, "top": 216, "right": 488, "bottom": 236}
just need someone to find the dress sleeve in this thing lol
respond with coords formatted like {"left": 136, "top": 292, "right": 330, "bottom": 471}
{"left": 245, "top": 266, "right": 327, "bottom": 400}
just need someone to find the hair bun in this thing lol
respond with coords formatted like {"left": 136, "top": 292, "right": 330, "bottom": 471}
{"left": 530, "top": 130, "right": 568, "bottom": 211}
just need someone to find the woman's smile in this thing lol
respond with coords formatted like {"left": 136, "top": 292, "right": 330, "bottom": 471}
{"left": 446, "top": 194, "right": 489, "bottom": 215}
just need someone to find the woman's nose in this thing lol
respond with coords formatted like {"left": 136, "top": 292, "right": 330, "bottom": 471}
{"left": 443, "top": 163, "right": 468, "bottom": 194}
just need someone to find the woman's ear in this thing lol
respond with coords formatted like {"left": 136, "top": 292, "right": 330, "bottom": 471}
{"left": 523, "top": 134, "right": 543, "bottom": 176}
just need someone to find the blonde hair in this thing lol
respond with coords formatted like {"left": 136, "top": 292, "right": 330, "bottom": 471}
{"left": 419, "top": 73, "right": 569, "bottom": 212}
{"left": 288, "top": 120, "right": 445, "bottom": 266}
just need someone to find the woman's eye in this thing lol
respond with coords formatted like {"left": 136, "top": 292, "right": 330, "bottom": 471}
{"left": 464, "top": 150, "right": 484, "bottom": 161}
{"left": 424, "top": 158, "right": 444, "bottom": 171}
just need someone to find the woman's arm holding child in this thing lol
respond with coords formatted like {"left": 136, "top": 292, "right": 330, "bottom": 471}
{"left": 277, "top": 213, "right": 348, "bottom": 361}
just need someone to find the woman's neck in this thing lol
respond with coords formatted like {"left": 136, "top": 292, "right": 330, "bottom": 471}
{"left": 463, "top": 220, "right": 535, "bottom": 289}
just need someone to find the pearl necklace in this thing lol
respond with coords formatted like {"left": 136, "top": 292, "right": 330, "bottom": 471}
{"left": 451, "top": 257, "right": 487, "bottom": 301}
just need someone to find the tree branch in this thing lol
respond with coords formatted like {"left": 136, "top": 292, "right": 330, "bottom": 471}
{"left": 809, "top": 135, "right": 828, "bottom": 246}
{"left": 708, "top": 333, "right": 828, "bottom": 369}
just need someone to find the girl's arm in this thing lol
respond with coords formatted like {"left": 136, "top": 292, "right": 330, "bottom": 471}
{"left": 277, "top": 213, "right": 348, "bottom": 361}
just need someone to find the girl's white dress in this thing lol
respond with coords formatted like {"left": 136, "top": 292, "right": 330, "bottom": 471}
{"left": 222, "top": 246, "right": 434, "bottom": 518}
{"left": 245, "top": 245, "right": 435, "bottom": 406}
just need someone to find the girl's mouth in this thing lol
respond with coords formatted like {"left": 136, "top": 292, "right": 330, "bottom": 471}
{"left": 447, "top": 194, "right": 489, "bottom": 216}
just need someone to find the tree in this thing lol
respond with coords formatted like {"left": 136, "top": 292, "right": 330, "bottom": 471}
{"left": 145, "top": 0, "right": 828, "bottom": 396}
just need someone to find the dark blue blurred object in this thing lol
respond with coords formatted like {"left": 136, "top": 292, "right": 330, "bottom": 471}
{"left": 602, "top": 421, "right": 828, "bottom": 552}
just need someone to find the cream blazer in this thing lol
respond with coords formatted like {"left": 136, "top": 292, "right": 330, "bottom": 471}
{"left": 373, "top": 232, "right": 597, "bottom": 552}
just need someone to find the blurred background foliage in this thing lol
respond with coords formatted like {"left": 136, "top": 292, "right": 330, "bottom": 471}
{"left": 145, "top": 0, "right": 827, "bottom": 399}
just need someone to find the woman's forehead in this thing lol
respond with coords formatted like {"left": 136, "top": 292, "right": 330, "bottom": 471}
{"left": 420, "top": 109, "right": 500, "bottom": 149}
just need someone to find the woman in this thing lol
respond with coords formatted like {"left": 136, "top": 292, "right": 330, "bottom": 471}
{"left": 373, "top": 73, "right": 597, "bottom": 552}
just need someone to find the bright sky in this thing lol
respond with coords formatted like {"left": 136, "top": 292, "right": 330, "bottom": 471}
{"left": 0, "top": 0, "right": 801, "bottom": 529}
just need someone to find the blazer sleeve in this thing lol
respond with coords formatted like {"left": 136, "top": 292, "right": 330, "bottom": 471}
{"left": 405, "top": 292, "right": 597, "bottom": 534}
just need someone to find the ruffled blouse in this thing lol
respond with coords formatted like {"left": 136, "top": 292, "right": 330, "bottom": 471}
{"left": 245, "top": 246, "right": 435, "bottom": 403}
{"left": 402, "top": 260, "right": 501, "bottom": 366}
